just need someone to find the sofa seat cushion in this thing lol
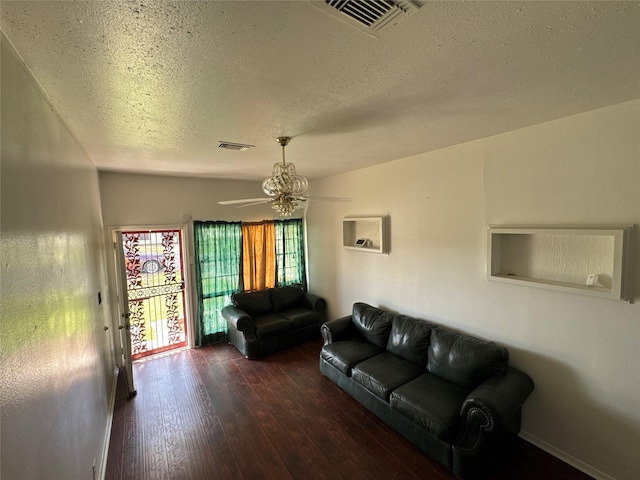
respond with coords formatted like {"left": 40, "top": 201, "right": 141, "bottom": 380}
{"left": 351, "top": 352, "right": 425, "bottom": 401}
{"left": 253, "top": 314, "right": 290, "bottom": 340}
{"left": 280, "top": 307, "right": 323, "bottom": 330}
{"left": 390, "top": 373, "right": 470, "bottom": 442}
{"left": 320, "top": 340, "right": 384, "bottom": 376}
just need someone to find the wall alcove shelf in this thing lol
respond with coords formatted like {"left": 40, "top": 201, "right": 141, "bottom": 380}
{"left": 343, "top": 216, "right": 389, "bottom": 254}
{"left": 487, "top": 225, "right": 633, "bottom": 301}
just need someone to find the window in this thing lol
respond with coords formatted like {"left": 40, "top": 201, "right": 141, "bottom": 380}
{"left": 194, "top": 219, "right": 306, "bottom": 345}
{"left": 194, "top": 221, "right": 241, "bottom": 345}
{"left": 275, "top": 219, "right": 306, "bottom": 288}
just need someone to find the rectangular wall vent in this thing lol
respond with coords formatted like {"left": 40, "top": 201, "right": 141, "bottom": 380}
{"left": 218, "top": 141, "right": 255, "bottom": 151}
{"left": 312, "top": 0, "right": 422, "bottom": 36}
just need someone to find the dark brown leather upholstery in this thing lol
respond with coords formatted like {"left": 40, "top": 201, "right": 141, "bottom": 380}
{"left": 319, "top": 303, "right": 534, "bottom": 479}
{"left": 223, "top": 286, "right": 325, "bottom": 358}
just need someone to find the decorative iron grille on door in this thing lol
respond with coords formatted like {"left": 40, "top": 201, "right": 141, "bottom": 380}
{"left": 122, "top": 229, "right": 187, "bottom": 359}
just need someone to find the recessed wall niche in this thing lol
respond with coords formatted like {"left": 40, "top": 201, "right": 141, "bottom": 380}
{"left": 487, "top": 225, "right": 632, "bottom": 301}
{"left": 343, "top": 216, "right": 389, "bottom": 254}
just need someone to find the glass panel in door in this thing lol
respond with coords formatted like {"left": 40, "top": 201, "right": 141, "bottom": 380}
{"left": 121, "top": 229, "right": 187, "bottom": 359}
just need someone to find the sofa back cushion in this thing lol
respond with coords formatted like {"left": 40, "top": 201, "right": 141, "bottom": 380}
{"left": 232, "top": 290, "right": 273, "bottom": 317}
{"left": 271, "top": 286, "right": 305, "bottom": 312}
{"left": 427, "top": 327, "right": 509, "bottom": 389}
{"left": 352, "top": 303, "right": 394, "bottom": 348}
{"left": 386, "top": 315, "right": 433, "bottom": 366}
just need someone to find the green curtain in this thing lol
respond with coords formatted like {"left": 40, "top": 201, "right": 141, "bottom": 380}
{"left": 194, "top": 221, "right": 242, "bottom": 346}
{"left": 193, "top": 218, "right": 306, "bottom": 346}
{"left": 275, "top": 218, "right": 306, "bottom": 289}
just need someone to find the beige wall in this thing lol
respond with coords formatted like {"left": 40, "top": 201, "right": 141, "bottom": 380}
{"left": 98, "top": 172, "right": 290, "bottom": 227}
{"left": 306, "top": 99, "right": 640, "bottom": 480}
{"left": 0, "top": 35, "right": 115, "bottom": 479}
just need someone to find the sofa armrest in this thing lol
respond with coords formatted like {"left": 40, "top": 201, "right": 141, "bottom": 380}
{"left": 221, "top": 305, "right": 253, "bottom": 332}
{"left": 301, "top": 292, "right": 326, "bottom": 314}
{"left": 320, "top": 315, "right": 355, "bottom": 345}
{"left": 456, "top": 366, "right": 534, "bottom": 452}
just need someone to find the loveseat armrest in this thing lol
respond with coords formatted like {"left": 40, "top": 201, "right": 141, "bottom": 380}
{"left": 320, "top": 315, "right": 355, "bottom": 345}
{"left": 458, "top": 367, "right": 534, "bottom": 448}
{"left": 301, "top": 292, "right": 326, "bottom": 314}
{"left": 221, "top": 305, "right": 253, "bottom": 332}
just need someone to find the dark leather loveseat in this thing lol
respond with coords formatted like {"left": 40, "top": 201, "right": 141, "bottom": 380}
{"left": 320, "top": 303, "right": 534, "bottom": 479}
{"left": 222, "top": 286, "right": 326, "bottom": 359}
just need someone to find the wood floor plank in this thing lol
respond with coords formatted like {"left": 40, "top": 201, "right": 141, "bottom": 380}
{"left": 189, "top": 350, "right": 271, "bottom": 480}
{"left": 244, "top": 355, "right": 347, "bottom": 480}
{"left": 106, "top": 338, "right": 594, "bottom": 480}
{"left": 226, "top": 359, "right": 319, "bottom": 479}
{"left": 153, "top": 356, "right": 191, "bottom": 480}
{"left": 248, "top": 355, "right": 373, "bottom": 480}
{"left": 188, "top": 349, "right": 245, "bottom": 478}
{"left": 165, "top": 353, "right": 220, "bottom": 479}
{"left": 195, "top": 347, "right": 294, "bottom": 480}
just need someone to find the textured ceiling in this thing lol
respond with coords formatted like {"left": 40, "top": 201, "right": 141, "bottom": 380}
{"left": 1, "top": 1, "right": 639, "bottom": 181}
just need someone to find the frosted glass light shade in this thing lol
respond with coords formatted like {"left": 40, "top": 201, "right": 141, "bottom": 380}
{"left": 262, "top": 161, "right": 309, "bottom": 197}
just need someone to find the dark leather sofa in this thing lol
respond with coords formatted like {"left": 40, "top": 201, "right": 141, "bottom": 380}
{"left": 320, "top": 303, "right": 534, "bottom": 479}
{"left": 222, "top": 286, "right": 326, "bottom": 359}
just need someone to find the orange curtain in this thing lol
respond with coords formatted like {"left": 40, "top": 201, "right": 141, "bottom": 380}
{"left": 242, "top": 221, "right": 276, "bottom": 292}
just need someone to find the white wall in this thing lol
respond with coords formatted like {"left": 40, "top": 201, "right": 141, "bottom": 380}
{"left": 98, "top": 172, "right": 294, "bottom": 227}
{"left": 306, "top": 100, "right": 640, "bottom": 480}
{"left": 0, "top": 34, "right": 115, "bottom": 479}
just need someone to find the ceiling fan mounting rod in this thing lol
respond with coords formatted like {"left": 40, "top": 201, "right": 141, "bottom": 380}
{"left": 276, "top": 136, "right": 290, "bottom": 166}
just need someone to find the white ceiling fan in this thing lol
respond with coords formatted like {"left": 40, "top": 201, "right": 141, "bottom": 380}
{"left": 218, "top": 136, "right": 351, "bottom": 216}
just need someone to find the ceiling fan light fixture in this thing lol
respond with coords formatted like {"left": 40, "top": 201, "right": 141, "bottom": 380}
{"left": 271, "top": 196, "right": 302, "bottom": 217}
{"left": 262, "top": 163, "right": 309, "bottom": 197}
{"left": 219, "top": 135, "right": 349, "bottom": 216}
{"left": 261, "top": 137, "right": 309, "bottom": 214}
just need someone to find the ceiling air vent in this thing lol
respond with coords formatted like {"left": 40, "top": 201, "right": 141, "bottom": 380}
{"left": 218, "top": 141, "right": 254, "bottom": 151}
{"left": 312, "top": 0, "right": 422, "bottom": 36}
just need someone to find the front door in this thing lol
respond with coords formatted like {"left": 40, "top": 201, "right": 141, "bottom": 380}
{"left": 119, "top": 229, "right": 188, "bottom": 360}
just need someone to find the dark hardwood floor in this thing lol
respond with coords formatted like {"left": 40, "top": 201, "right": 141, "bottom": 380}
{"left": 105, "top": 338, "right": 593, "bottom": 480}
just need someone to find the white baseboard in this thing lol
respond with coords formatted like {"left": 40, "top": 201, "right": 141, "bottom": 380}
{"left": 519, "top": 431, "right": 616, "bottom": 480}
{"left": 97, "top": 366, "right": 119, "bottom": 480}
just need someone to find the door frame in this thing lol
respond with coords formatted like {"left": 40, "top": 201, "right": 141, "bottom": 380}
{"left": 105, "top": 224, "right": 195, "bottom": 391}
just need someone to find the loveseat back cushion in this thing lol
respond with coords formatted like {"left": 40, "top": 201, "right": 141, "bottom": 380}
{"left": 232, "top": 290, "right": 273, "bottom": 317}
{"left": 352, "top": 303, "right": 394, "bottom": 348}
{"left": 271, "top": 286, "right": 305, "bottom": 312}
{"left": 387, "top": 315, "right": 434, "bottom": 366}
{"left": 427, "top": 327, "right": 509, "bottom": 389}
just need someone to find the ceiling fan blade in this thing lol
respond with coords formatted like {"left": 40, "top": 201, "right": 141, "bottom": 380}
{"left": 218, "top": 198, "right": 270, "bottom": 205}
{"left": 236, "top": 200, "right": 270, "bottom": 209}
{"left": 303, "top": 196, "right": 352, "bottom": 202}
